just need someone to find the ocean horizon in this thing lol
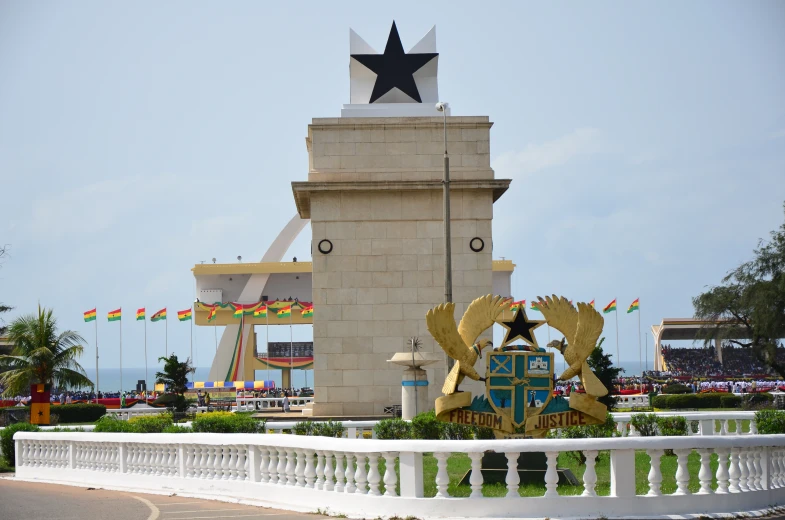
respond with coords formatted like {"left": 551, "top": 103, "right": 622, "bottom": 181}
{"left": 78, "top": 360, "right": 650, "bottom": 393}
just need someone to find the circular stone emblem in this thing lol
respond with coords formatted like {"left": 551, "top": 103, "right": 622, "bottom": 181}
{"left": 469, "top": 237, "right": 484, "bottom": 252}
{"left": 318, "top": 239, "right": 333, "bottom": 255}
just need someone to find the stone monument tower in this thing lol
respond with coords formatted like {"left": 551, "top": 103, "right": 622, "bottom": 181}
{"left": 292, "top": 22, "right": 511, "bottom": 416}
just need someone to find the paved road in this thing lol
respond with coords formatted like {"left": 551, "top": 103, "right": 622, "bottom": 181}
{"left": 0, "top": 478, "right": 330, "bottom": 520}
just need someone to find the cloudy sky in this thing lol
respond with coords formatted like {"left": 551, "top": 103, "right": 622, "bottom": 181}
{"left": 1, "top": 2, "right": 784, "bottom": 374}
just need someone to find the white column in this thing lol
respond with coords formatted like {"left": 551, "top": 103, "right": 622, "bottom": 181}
{"left": 610, "top": 449, "right": 636, "bottom": 497}
{"left": 398, "top": 452, "right": 424, "bottom": 498}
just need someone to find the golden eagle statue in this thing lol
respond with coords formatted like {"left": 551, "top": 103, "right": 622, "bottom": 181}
{"left": 537, "top": 295, "right": 608, "bottom": 398}
{"left": 426, "top": 295, "right": 509, "bottom": 395}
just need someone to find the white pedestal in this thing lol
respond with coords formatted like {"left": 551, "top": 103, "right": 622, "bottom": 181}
{"left": 402, "top": 367, "right": 430, "bottom": 420}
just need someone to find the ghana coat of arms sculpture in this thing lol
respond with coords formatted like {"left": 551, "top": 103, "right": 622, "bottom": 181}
{"left": 428, "top": 294, "right": 609, "bottom": 437}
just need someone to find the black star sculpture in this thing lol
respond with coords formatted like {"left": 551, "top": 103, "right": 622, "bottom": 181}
{"left": 500, "top": 308, "right": 546, "bottom": 348}
{"left": 351, "top": 21, "right": 438, "bottom": 103}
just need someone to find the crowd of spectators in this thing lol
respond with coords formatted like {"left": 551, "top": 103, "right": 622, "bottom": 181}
{"left": 659, "top": 343, "right": 785, "bottom": 377}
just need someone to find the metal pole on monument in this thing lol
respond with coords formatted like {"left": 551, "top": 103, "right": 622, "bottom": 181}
{"left": 638, "top": 301, "right": 642, "bottom": 376}
{"left": 165, "top": 313, "right": 168, "bottom": 357}
{"left": 190, "top": 309, "right": 193, "bottom": 365}
{"left": 265, "top": 305, "right": 270, "bottom": 386}
{"left": 144, "top": 312, "right": 148, "bottom": 404}
{"left": 436, "top": 101, "right": 454, "bottom": 372}
{"left": 289, "top": 307, "right": 293, "bottom": 391}
{"left": 119, "top": 311, "right": 123, "bottom": 394}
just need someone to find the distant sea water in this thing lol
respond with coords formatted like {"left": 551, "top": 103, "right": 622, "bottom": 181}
{"left": 80, "top": 360, "right": 647, "bottom": 393}
{"left": 81, "top": 367, "right": 315, "bottom": 393}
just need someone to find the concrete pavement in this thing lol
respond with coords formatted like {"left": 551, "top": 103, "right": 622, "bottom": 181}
{"left": 0, "top": 478, "right": 331, "bottom": 520}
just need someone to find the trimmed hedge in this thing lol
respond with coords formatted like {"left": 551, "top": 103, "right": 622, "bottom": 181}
{"left": 653, "top": 393, "right": 725, "bottom": 409}
{"left": 292, "top": 420, "right": 344, "bottom": 438}
{"left": 720, "top": 395, "right": 742, "bottom": 408}
{"left": 661, "top": 383, "right": 691, "bottom": 394}
{"left": 51, "top": 404, "right": 106, "bottom": 423}
{"left": 94, "top": 415, "right": 138, "bottom": 432}
{"left": 373, "top": 417, "right": 412, "bottom": 440}
{"left": 191, "top": 412, "right": 265, "bottom": 433}
{"left": 127, "top": 414, "right": 173, "bottom": 433}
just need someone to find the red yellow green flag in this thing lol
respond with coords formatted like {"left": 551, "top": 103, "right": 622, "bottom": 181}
{"left": 253, "top": 306, "right": 268, "bottom": 318}
{"left": 301, "top": 306, "right": 313, "bottom": 317}
{"left": 277, "top": 306, "right": 291, "bottom": 318}
{"left": 151, "top": 308, "right": 167, "bottom": 322}
{"left": 509, "top": 300, "right": 525, "bottom": 311}
{"left": 107, "top": 308, "right": 122, "bottom": 322}
{"left": 206, "top": 306, "right": 217, "bottom": 322}
{"left": 589, "top": 300, "right": 595, "bottom": 308}
{"left": 136, "top": 308, "right": 145, "bottom": 321}
{"left": 177, "top": 308, "right": 192, "bottom": 321}
{"left": 84, "top": 308, "right": 97, "bottom": 322}
{"left": 603, "top": 299, "right": 617, "bottom": 314}
{"left": 530, "top": 301, "right": 542, "bottom": 312}
{"left": 627, "top": 298, "right": 640, "bottom": 313}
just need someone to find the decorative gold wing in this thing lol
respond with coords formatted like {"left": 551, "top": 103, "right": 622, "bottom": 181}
{"left": 572, "top": 302, "right": 604, "bottom": 362}
{"left": 537, "top": 295, "right": 579, "bottom": 345}
{"left": 426, "top": 303, "right": 472, "bottom": 366}
{"left": 457, "top": 295, "right": 510, "bottom": 347}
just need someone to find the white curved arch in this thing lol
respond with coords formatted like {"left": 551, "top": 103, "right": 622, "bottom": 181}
{"left": 208, "top": 214, "right": 310, "bottom": 381}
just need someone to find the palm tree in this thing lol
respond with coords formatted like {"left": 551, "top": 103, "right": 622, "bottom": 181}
{"left": 0, "top": 306, "right": 93, "bottom": 396}
{"left": 155, "top": 353, "right": 194, "bottom": 411}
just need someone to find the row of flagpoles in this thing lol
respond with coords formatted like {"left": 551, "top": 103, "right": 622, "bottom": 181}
{"left": 81, "top": 301, "right": 316, "bottom": 394}
{"left": 508, "top": 298, "right": 643, "bottom": 370}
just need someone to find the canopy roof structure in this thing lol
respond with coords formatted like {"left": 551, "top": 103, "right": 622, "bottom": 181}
{"left": 651, "top": 318, "right": 747, "bottom": 371}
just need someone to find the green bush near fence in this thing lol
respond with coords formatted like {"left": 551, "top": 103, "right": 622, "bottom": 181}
{"left": 50, "top": 404, "right": 106, "bottom": 423}
{"left": 191, "top": 412, "right": 265, "bottom": 433}
{"left": 652, "top": 393, "right": 724, "bottom": 409}
{"left": 374, "top": 417, "right": 413, "bottom": 440}
{"left": 720, "top": 395, "right": 742, "bottom": 408}
{"left": 94, "top": 415, "right": 138, "bottom": 433}
{"left": 162, "top": 424, "right": 192, "bottom": 433}
{"left": 661, "top": 383, "right": 691, "bottom": 394}
{"left": 292, "top": 420, "right": 344, "bottom": 438}
{"left": 630, "top": 413, "right": 658, "bottom": 436}
{"left": 755, "top": 410, "right": 785, "bottom": 434}
{"left": 1, "top": 423, "right": 40, "bottom": 466}
{"left": 127, "top": 414, "right": 173, "bottom": 433}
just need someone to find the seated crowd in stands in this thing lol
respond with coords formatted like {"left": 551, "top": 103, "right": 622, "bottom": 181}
{"left": 659, "top": 343, "right": 785, "bottom": 377}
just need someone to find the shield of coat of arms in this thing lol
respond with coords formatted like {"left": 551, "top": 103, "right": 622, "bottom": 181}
{"left": 486, "top": 350, "right": 554, "bottom": 429}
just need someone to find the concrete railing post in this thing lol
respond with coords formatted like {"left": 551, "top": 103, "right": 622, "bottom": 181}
{"left": 119, "top": 443, "right": 127, "bottom": 474}
{"left": 248, "top": 445, "right": 261, "bottom": 482}
{"left": 610, "top": 449, "right": 636, "bottom": 497}
{"left": 69, "top": 441, "right": 75, "bottom": 469}
{"left": 398, "top": 452, "right": 424, "bottom": 498}
{"left": 700, "top": 420, "right": 715, "bottom": 436}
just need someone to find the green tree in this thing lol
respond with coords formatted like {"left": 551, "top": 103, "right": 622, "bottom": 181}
{"left": 587, "top": 337, "right": 624, "bottom": 411}
{"left": 155, "top": 354, "right": 194, "bottom": 412}
{"left": 0, "top": 305, "right": 93, "bottom": 396}
{"left": 693, "top": 202, "right": 785, "bottom": 377}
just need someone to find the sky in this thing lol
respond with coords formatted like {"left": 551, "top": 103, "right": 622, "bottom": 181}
{"left": 1, "top": 2, "right": 784, "bottom": 374}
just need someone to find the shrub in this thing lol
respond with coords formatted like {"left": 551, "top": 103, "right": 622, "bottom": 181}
{"left": 630, "top": 413, "right": 658, "bottom": 436}
{"left": 191, "top": 412, "right": 264, "bottom": 433}
{"left": 755, "top": 410, "right": 785, "bottom": 434}
{"left": 312, "top": 420, "right": 344, "bottom": 438}
{"left": 662, "top": 383, "right": 692, "bottom": 394}
{"left": 374, "top": 418, "right": 412, "bottom": 440}
{"left": 93, "top": 415, "right": 138, "bottom": 433}
{"left": 441, "top": 421, "right": 475, "bottom": 440}
{"left": 153, "top": 393, "right": 187, "bottom": 411}
{"left": 162, "top": 424, "right": 192, "bottom": 433}
{"left": 51, "top": 404, "right": 106, "bottom": 423}
{"left": 292, "top": 421, "right": 312, "bottom": 435}
{"left": 552, "top": 413, "right": 616, "bottom": 465}
{"left": 652, "top": 393, "right": 724, "bottom": 409}
{"left": 656, "top": 416, "right": 688, "bottom": 437}
{"left": 472, "top": 426, "right": 496, "bottom": 440}
{"left": 743, "top": 393, "right": 774, "bottom": 409}
{"left": 127, "top": 413, "right": 173, "bottom": 433}
{"left": 0, "top": 422, "right": 40, "bottom": 466}
{"left": 721, "top": 395, "right": 742, "bottom": 408}
{"left": 410, "top": 410, "right": 442, "bottom": 440}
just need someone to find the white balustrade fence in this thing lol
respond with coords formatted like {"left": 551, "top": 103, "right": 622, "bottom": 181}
{"left": 13, "top": 431, "right": 785, "bottom": 519}
{"left": 105, "top": 408, "right": 173, "bottom": 420}
{"left": 613, "top": 411, "right": 758, "bottom": 437}
{"left": 615, "top": 394, "right": 650, "bottom": 408}
{"left": 264, "top": 420, "right": 378, "bottom": 439}
{"left": 235, "top": 397, "right": 314, "bottom": 412}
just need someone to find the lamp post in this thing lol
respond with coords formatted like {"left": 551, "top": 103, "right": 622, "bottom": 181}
{"left": 436, "top": 102, "right": 454, "bottom": 372}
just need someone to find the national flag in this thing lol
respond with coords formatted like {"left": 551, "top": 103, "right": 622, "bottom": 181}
{"left": 277, "top": 306, "right": 291, "bottom": 318}
{"left": 232, "top": 302, "right": 261, "bottom": 318}
{"left": 301, "top": 306, "right": 313, "bottom": 317}
{"left": 107, "top": 308, "right": 122, "bottom": 322}
{"left": 136, "top": 308, "right": 146, "bottom": 321}
{"left": 627, "top": 298, "right": 640, "bottom": 313}
{"left": 177, "top": 308, "right": 192, "bottom": 321}
{"left": 254, "top": 306, "right": 268, "bottom": 318}
{"left": 151, "top": 308, "right": 167, "bottom": 322}
{"left": 509, "top": 300, "right": 525, "bottom": 311}
{"left": 603, "top": 299, "right": 617, "bottom": 314}
{"left": 589, "top": 300, "right": 595, "bottom": 308}
{"left": 530, "top": 301, "right": 542, "bottom": 312}
{"left": 83, "top": 308, "right": 97, "bottom": 322}
{"left": 206, "top": 306, "right": 217, "bottom": 322}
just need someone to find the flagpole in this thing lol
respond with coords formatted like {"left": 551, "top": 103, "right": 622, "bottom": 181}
{"left": 165, "top": 315, "right": 168, "bottom": 357}
{"left": 266, "top": 307, "right": 270, "bottom": 386}
{"left": 638, "top": 302, "right": 642, "bottom": 377}
{"left": 144, "top": 314, "right": 148, "bottom": 405}
{"left": 214, "top": 317, "right": 218, "bottom": 352}
{"left": 95, "top": 312, "right": 99, "bottom": 400}
{"left": 289, "top": 309, "right": 293, "bottom": 391}
{"left": 119, "top": 314, "right": 123, "bottom": 394}
{"left": 615, "top": 298, "right": 620, "bottom": 368}
{"left": 190, "top": 313, "right": 193, "bottom": 364}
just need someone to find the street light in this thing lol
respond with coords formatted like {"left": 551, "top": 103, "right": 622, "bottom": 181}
{"left": 436, "top": 102, "right": 454, "bottom": 372}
